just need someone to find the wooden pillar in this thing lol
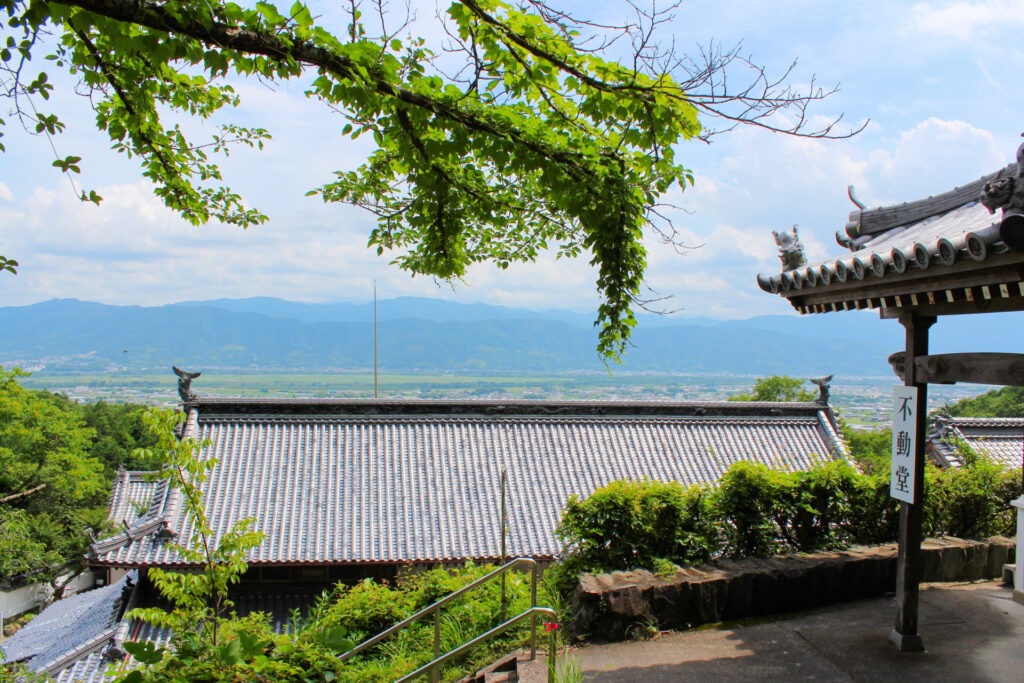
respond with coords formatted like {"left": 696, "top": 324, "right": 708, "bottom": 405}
{"left": 890, "top": 313, "right": 934, "bottom": 652}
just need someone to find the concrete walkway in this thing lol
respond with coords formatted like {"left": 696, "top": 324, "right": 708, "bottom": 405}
{"left": 517, "top": 580, "right": 1024, "bottom": 682}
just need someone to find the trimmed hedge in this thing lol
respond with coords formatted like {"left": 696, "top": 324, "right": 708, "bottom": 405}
{"left": 555, "top": 458, "right": 1021, "bottom": 582}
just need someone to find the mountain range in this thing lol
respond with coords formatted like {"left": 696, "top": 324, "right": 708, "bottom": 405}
{"left": 2, "top": 297, "right": 1020, "bottom": 377}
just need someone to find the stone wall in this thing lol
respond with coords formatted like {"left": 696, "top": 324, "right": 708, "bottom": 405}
{"left": 570, "top": 536, "right": 1014, "bottom": 641}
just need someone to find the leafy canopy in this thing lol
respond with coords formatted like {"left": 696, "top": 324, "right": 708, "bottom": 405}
{"left": 947, "top": 385, "right": 1024, "bottom": 418}
{"left": 0, "top": 366, "right": 109, "bottom": 583}
{"left": 729, "top": 374, "right": 816, "bottom": 402}
{"left": 1, "top": 0, "right": 854, "bottom": 358}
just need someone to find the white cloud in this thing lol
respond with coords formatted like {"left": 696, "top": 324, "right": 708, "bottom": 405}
{"left": 3, "top": 1, "right": 1024, "bottom": 323}
{"left": 908, "top": 1, "right": 1024, "bottom": 41}
{"left": 858, "top": 118, "right": 1007, "bottom": 205}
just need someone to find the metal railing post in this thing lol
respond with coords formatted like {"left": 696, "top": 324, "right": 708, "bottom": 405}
{"left": 530, "top": 567, "right": 538, "bottom": 660}
{"left": 547, "top": 626, "right": 557, "bottom": 683}
{"left": 432, "top": 610, "right": 441, "bottom": 683}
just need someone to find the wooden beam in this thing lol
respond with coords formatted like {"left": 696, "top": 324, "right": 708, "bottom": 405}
{"left": 879, "top": 294, "right": 1024, "bottom": 319}
{"left": 785, "top": 256, "right": 1024, "bottom": 311}
{"left": 914, "top": 353, "right": 1024, "bottom": 386}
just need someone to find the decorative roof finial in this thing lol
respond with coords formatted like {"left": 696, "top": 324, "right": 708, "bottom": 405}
{"left": 980, "top": 133, "right": 1024, "bottom": 251}
{"left": 172, "top": 366, "right": 201, "bottom": 403}
{"left": 809, "top": 375, "right": 833, "bottom": 404}
{"left": 773, "top": 225, "right": 806, "bottom": 272}
{"left": 847, "top": 185, "right": 866, "bottom": 209}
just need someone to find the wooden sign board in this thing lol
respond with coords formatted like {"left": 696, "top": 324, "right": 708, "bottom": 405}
{"left": 890, "top": 385, "right": 919, "bottom": 503}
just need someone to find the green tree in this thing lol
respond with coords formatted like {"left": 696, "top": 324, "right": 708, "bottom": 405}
{"left": 0, "top": 367, "right": 105, "bottom": 513}
{"left": 118, "top": 409, "right": 275, "bottom": 681}
{"left": 0, "top": 508, "right": 63, "bottom": 582}
{"left": 729, "top": 375, "right": 816, "bottom": 402}
{"left": 81, "top": 401, "right": 162, "bottom": 473}
{"left": 843, "top": 425, "right": 892, "bottom": 475}
{"left": 0, "top": 367, "right": 108, "bottom": 583}
{"left": 1, "top": 0, "right": 856, "bottom": 358}
{"left": 947, "top": 386, "right": 1024, "bottom": 417}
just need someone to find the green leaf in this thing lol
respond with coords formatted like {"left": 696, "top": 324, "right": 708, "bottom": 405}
{"left": 123, "top": 640, "right": 166, "bottom": 665}
{"left": 322, "top": 625, "right": 354, "bottom": 654}
{"left": 291, "top": 2, "right": 313, "bottom": 27}
{"left": 217, "top": 638, "right": 242, "bottom": 665}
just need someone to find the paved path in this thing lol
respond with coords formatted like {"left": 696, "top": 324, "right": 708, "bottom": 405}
{"left": 517, "top": 580, "right": 1024, "bottom": 682}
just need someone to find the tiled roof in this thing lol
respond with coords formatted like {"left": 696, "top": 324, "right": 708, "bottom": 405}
{"left": 90, "top": 399, "right": 847, "bottom": 568}
{"left": 52, "top": 650, "right": 114, "bottom": 683}
{"left": 105, "top": 471, "right": 165, "bottom": 528}
{"left": 1, "top": 572, "right": 134, "bottom": 679}
{"left": 756, "top": 159, "right": 1024, "bottom": 315}
{"left": 928, "top": 416, "right": 1024, "bottom": 469}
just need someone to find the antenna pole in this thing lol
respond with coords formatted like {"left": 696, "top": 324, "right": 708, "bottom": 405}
{"left": 374, "top": 281, "right": 379, "bottom": 399}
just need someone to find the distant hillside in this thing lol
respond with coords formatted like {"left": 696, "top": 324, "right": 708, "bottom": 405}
{"left": 2, "top": 297, "right": 1016, "bottom": 377}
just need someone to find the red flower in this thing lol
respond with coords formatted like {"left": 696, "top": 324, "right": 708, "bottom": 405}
{"left": 544, "top": 621, "right": 559, "bottom": 632}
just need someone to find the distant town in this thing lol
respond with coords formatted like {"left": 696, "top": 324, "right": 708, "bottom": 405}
{"left": 20, "top": 370, "right": 990, "bottom": 429}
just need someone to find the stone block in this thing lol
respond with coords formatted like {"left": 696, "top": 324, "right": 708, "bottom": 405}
{"left": 569, "top": 537, "right": 1014, "bottom": 642}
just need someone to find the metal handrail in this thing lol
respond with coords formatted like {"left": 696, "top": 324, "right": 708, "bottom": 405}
{"left": 397, "top": 606, "right": 557, "bottom": 683}
{"left": 338, "top": 557, "right": 556, "bottom": 682}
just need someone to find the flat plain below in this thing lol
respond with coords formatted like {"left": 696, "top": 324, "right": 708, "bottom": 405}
{"left": 19, "top": 371, "right": 989, "bottom": 428}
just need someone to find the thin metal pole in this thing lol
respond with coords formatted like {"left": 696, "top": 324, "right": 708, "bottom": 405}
{"left": 547, "top": 628, "right": 557, "bottom": 683}
{"left": 373, "top": 280, "right": 379, "bottom": 399}
{"left": 532, "top": 565, "right": 540, "bottom": 663}
{"left": 432, "top": 610, "right": 440, "bottom": 683}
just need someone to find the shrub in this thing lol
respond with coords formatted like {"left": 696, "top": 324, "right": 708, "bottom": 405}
{"left": 307, "top": 579, "right": 414, "bottom": 641}
{"left": 713, "top": 462, "right": 791, "bottom": 558}
{"left": 787, "top": 461, "right": 874, "bottom": 551}
{"left": 556, "top": 479, "right": 716, "bottom": 572}
{"left": 925, "top": 459, "right": 1022, "bottom": 538}
{"left": 553, "top": 455, "right": 1017, "bottom": 598}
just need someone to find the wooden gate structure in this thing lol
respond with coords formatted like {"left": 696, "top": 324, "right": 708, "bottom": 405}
{"left": 757, "top": 140, "right": 1024, "bottom": 651}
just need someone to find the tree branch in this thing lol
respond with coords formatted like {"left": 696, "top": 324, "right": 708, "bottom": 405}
{"left": 0, "top": 483, "right": 47, "bottom": 504}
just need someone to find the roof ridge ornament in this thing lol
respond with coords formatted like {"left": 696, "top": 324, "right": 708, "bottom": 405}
{"left": 172, "top": 365, "right": 201, "bottom": 403}
{"left": 809, "top": 375, "right": 833, "bottom": 405}
{"left": 847, "top": 185, "right": 867, "bottom": 209}
{"left": 773, "top": 225, "right": 807, "bottom": 272}
{"left": 980, "top": 134, "right": 1024, "bottom": 251}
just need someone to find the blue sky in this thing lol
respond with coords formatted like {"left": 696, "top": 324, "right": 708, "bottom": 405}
{"left": 2, "top": 0, "right": 1023, "bottom": 322}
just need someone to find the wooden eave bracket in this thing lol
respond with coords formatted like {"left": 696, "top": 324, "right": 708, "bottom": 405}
{"left": 913, "top": 352, "right": 1024, "bottom": 386}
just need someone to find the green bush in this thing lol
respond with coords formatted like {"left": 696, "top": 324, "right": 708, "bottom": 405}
{"left": 788, "top": 461, "right": 885, "bottom": 551}
{"left": 556, "top": 479, "right": 716, "bottom": 571}
{"left": 298, "top": 563, "right": 536, "bottom": 682}
{"left": 845, "top": 473, "right": 901, "bottom": 546}
{"left": 714, "top": 462, "right": 791, "bottom": 557}
{"left": 554, "top": 455, "right": 1017, "bottom": 596}
{"left": 925, "top": 459, "right": 1022, "bottom": 538}
{"left": 306, "top": 579, "right": 414, "bottom": 641}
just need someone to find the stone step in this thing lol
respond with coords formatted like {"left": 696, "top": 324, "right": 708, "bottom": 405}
{"left": 459, "top": 652, "right": 520, "bottom": 683}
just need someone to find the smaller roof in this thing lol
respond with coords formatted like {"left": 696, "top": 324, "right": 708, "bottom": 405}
{"left": 928, "top": 415, "right": 1024, "bottom": 469}
{"left": 1, "top": 572, "right": 134, "bottom": 680}
{"left": 756, "top": 147, "right": 1024, "bottom": 317}
{"left": 106, "top": 470, "right": 166, "bottom": 528}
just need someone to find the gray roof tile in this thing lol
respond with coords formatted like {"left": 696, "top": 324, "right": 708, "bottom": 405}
{"left": 929, "top": 416, "right": 1024, "bottom": 469}
{"left": 1, "top": 572, "right": 133, "bottom": 677}
{"left": 90, "top": 400, "right": 847, "bottom": 568}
